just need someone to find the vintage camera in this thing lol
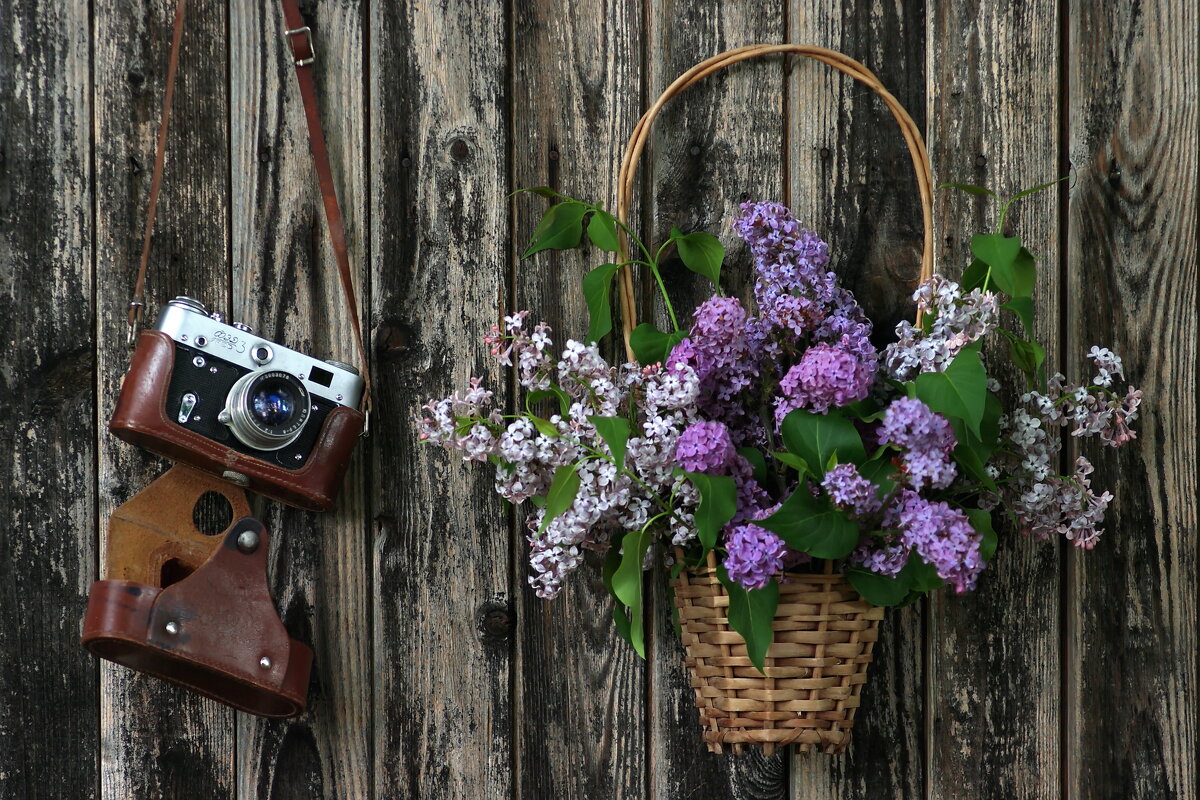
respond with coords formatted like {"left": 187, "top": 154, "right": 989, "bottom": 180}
{"left": 110, "top": 297, "right": 365, "bottom": 511}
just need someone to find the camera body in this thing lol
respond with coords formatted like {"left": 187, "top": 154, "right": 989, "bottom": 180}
{"left": 110, "top": 297, "right": 365, "bottom": 511}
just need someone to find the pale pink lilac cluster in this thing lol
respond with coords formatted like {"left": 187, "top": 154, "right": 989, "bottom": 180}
{"left": 990, "top": 348, "right": 1141, "bottom": 548}
{"left": 883, "top": 275, "right": 999, "bottom": 381}
{"left": 420, "top": 313, "right": 701, "bottom": 598}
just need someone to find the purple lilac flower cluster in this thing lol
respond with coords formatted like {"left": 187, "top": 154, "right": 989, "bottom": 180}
{"left": 991, "top": 348, "right": 1141, "bottom": 548}
{"left": 822, "top": 463, "right": 881, "bottom": 517}
{"left": 724, "top": 523, "right": 788, "bottom": 589}
{"left": 878, "top": 398, "right": 958, "bottom": 490}
{"left": 420, "top": 313, "right": 701, "bottom": 598}
{"left": 669, "top": 202, "right": 878, "bottom": 454}
{"left": 660, "top": 203, "right": 890, "bottom": 588}
{"left": 852, "top": 490, "right": 984, "bottom": 593}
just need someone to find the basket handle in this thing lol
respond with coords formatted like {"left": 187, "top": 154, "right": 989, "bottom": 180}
{"left": 615, "top": 44, "right": 935, "bottom": 362}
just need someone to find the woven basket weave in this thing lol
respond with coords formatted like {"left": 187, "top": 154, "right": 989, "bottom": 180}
{"left": 672, "top": 551, "right": 883, "bottom": 755}
{"left": 612, "top": 45, "right": 935, "bottom": 755}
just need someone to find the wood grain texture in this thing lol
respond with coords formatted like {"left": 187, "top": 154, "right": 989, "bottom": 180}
{"left": 925, "top": 3, "right": 1063, "bottom": 799}
{"left": 1067, "top": 1, "right": 1198, "bottom": 798}
{"left": 509, "top": 2, "right": 648, "bottom": 797}
{"left": 785, "top": 3, "right": 927, "bottom": 798}
{"left": 369, "top": 1, "right": 512, "bottom": 797}
{"left": 644, "top": 3, "right": 790, "bottom": 797}
{"left": 93, "top": 1, "right": 235, "bottom": 797}
{"left": 0, "top": 1, "right": 97, "bottom": 797}
{"left": 229, "top": 2, "right": 371, "bottom": 798}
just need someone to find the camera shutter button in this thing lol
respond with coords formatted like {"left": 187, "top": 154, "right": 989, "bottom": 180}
{"left": 233, "top": 322, "right": 253, "bottom": 334}
{"left": 209, "top": 311, "right": 225, "bottom": 323}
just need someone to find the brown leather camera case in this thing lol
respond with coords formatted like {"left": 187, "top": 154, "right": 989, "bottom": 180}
{"left": 81, "top": 465, "right": 313, "bottom": 718}
{"left": 109, "top": 329, "right": 363, "bottom": 512}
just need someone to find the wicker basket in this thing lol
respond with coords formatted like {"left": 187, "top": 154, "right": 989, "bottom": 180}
{"left": 672, "top": 552, "right": 883, "bottom": 754}
{"left": 612, "top": 45, "right": 935, "bottom": 755}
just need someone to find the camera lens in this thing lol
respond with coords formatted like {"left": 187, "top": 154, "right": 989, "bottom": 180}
{"left": 251, "top": 378, "right": 297, "bottom": 427}
{"left": 222, "top": 370, "right": 310, "bottom": 451}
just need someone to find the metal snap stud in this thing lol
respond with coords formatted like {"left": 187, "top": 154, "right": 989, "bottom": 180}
{"left": 164, "top": 621, "right": 179, "bottom": 635}
{"left": 259, "top": 656, "right": 272, "bottom": 670}
{"left": 237, "top": 529, "right": 260, "bottom": 554}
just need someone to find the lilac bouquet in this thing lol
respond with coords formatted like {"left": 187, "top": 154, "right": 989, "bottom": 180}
{"left": 419, "top": 187, "right": 1141, "bottom": 668}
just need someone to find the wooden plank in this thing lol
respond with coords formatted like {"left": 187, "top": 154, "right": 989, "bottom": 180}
{"left": 369, "top": 1, "right": 512, "bottom": 797}
{"left": 924, "top": 3, "right": 1064, "bottom": 799}
{"left": 228, "top": 2, "right": 371, "bottom": 798}
{"left": 1066, "top": 1, "right": 1197, "bottom": 797}
{"left": 93, "top": 1, "right": 235, "bottom": 797}
{"left": 0, "top": 1, "right": 98, "bottom": 797}
{"left": 785, "top": 3, "right": 928, "bottom": 797}
{"left": 509, "top": 1, "right": 648, "bottom": 797}
{"left": 644, "top": 4, "right": 791, "bottom": 797}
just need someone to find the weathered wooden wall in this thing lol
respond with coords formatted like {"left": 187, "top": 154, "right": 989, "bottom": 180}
{"left": 1, "top": 0, "right": 1195, "bottom": 798}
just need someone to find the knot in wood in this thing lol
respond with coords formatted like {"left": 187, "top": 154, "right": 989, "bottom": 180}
{"left": 476, "top": 598, "right": 514, "bottom": 644}
{"left": 375, "top": 321, "right": 413, "bottom": 360}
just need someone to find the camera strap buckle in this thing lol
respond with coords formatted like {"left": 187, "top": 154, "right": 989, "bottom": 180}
{"left": 283, "top": 26, "right": 315, "bottom": 67}
{"left": 126, "top": 301, "right": 144, "bottom": 347}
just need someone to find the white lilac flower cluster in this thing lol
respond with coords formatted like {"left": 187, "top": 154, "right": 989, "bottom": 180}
{"left": 883, "top": 275, "right": 999, "bottom": 381}
{"left": 419, "top": 313, "right": 700, "bottom": 599}
{"left": 989, "top": 347, "right": 1142, "bottom": 548}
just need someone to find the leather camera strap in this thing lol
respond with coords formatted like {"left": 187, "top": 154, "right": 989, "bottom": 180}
{"left": 127, "top": 0, "right": 373, "bottom": 421}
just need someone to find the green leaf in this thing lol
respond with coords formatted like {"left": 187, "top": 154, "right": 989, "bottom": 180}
{"left": 759, "top": 487, "right": 859, "bottom": 559}
{"left": 602, "top": 545, "right": 633, "bottom": 648}
{"left": 780, "top": 409, "right": 867, "bottom": 478}
{"left": 938, "top": 182, "right": 997, "bottom": 198}
{"left": 1003, "top": 295, "right": 1035, "bottom": 336}
{"left": 1007, "top": 335, "right": 1046, "bottom": 382}
{"left": 523, "top": 201, "right": 588, "bottom": 257}
{"left": 970, "top": 233, "right": 1036, "bottom": 298}
{"left": 670, "top": 228, "right": 725, "bottom": 287}
{"left": 529, "top": 416, "right": 559, "bottom": 438}
{"left": 629, "top": 323, "right": 686, "bottom": 365}
{"left": 840, "top": 398, "right": 886, "bottom": 423}
{"left": 899, "top": 552, "right": 944, "bottom": 593}
{"left": 717, "top": 564, "right": 779, "bottom": 673}
{"left": 949, "top": 421, "right": 998, "bottom": 492}
{"left": 967, "top": 508, "right": 999, "bottom": 563}
{"left": 1011, "top": 247, "right": 1037, "bottom": 298}
{"left": 507, "top": 185, "right": 565, "bottom": 200}
{"left": 537, "top": 465, "right": 580, "bottom": 535}
{"left": 772, "top": 451, "right": 811, "bottom": 476}
{"left": 858, "top": 452, "right": 898, "bottom": 498}
{"left": 846, "top": 567, "right": 911, "bottom": 606}
{"left": 589, "top": 415, "right": 631, "bottom": 470}
{"left": 610, "top": 528, "right": 653, "bottom": 657}
{"left": 1009, "top": 176, "right": 1068, "bottom": 202}
{"left": 962, "top": 259, "right": 990, "bottom": 292}
{"left": 581, "top": 262, "right": 621, "bottom": 344}
{"left": 914, "top": 344, "right": 988, "bottom": 437}
{"left": 587, "top": 210, "right": 620, "bottom": 252}
{"left": 738, "top": 447, "right": 768, "bottom": 484}
{"left": 526, "top": 387, "right": 569, "bottom": 417}
{"left": 684, "top": 472, "right": 737, "bottom": 553}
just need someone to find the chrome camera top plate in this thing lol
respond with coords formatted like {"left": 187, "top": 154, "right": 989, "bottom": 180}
{"left": 154, "top": 297, "right": 364, "bottom": 410}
